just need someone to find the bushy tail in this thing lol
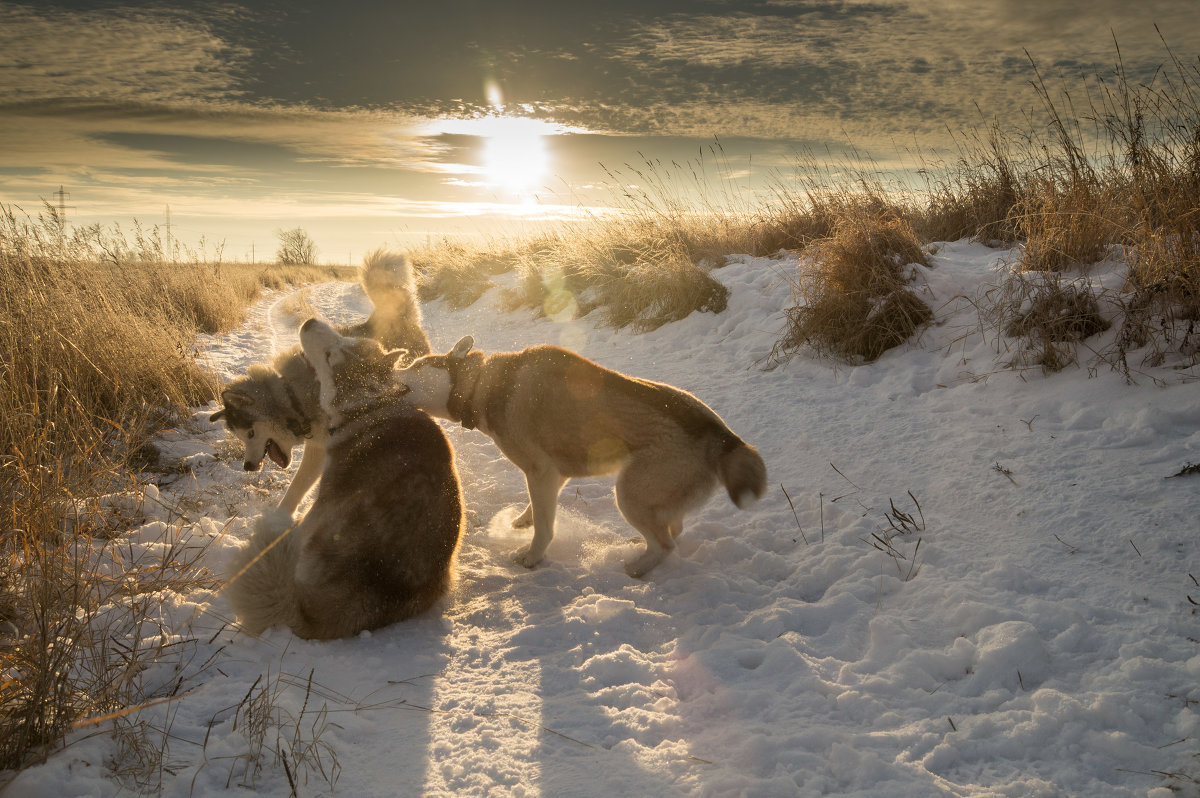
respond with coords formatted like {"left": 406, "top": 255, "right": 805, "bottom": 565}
{"left": 361, "top": 248, "right": 418, "bottom": 307}
{"left": 354, "top": 249, "right": 431, "bottom": 358}
{"left": 718, "top": 439, "right": 768, "bottom": 509}
{"left": 224, "top": 516, "right": 303, "bottom": 636}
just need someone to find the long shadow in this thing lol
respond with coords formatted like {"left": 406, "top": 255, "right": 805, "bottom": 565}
{"left": 423, "top": 432, "right": 692, "bottom": 795}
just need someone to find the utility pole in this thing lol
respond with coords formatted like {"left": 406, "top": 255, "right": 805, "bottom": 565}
{"left": 251, "top": 242, "right": 255, "bottom": 264}
{"left": 164, "top": 204, "right": 173, "bottom": 263}
{"left": 51, "top": 185, "right": 74, "bottom": 222}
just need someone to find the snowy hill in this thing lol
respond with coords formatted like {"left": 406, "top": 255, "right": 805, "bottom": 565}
{"left": 12, "top": 241, "right": 1200, "bottom": 797}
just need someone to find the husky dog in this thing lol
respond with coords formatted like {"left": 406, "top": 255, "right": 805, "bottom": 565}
{"left": 224, "top": 319, "right": 463, "bottom": 639}
{"left": 209, "top": 249, "right": 430, "bottom": 523}
{"left": 393, "top": 336, "right": 767, "bottom": 577}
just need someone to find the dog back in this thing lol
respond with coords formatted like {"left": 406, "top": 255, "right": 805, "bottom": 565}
{"left": 468, "top": 346, "right": 742, "bottom": 477}
{"left": 292, "top": 394, "right": 462, "bottom": 639}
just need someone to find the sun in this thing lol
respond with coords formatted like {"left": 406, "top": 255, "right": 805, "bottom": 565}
{"left": 479, "top": 117, "right": 549, "bottom": 193}
{"left": 421, "top": 113, "right": 571, "bottom": 195}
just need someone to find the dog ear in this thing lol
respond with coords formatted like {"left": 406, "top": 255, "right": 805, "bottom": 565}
{"left": 209, "top": 409, "right": 225, "bottom": 423}
{"left": 449, "top": 335, "right": 475, "bottom": 360}
{"left": 221, "top": 388, "right": 254, "bottom": 410}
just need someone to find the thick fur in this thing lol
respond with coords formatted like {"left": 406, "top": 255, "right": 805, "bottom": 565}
{"left": 224, "top": 321, "right": 463, "bottom": 639}
{"left": 341, "top": 249, "right": 431, "bottom": 357}
{"left": 394, "top": 336, "right": 768, "bottom": 577}
{"left": 209, "top": 249, "right": 430, "bottom": 519}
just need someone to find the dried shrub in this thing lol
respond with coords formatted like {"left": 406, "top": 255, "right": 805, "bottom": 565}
{"left": 1004, "top": 284, "right": 1111, "bottom": 342}
{"left": 1012, "top": 177, "right": 1121, "bottom": 273}
{"left": 773, "top": 212, "right": 932, "bottom": 363}
{"left": 988, "top": 269, "right": 1112, "bottom": 372}
{"left": 411, "top": 238, "right": 537, "bottom": 310}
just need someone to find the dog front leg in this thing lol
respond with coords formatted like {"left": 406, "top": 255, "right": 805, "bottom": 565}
{"left": 278, "top": 442, "right": 325, "bottom": 515}
{"left": 513, "top": 469, "right": 565, "bottom": 568}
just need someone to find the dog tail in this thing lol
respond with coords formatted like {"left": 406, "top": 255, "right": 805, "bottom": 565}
{"left": 717, "top": 437, "right": 768, "bottom": 509}
{"left": 357, "top": 249, "right": 431, "bottom": 359}
{"left": 224, "top": 514, "right": 304, "bottom": 636}
{"left": 361, "top": 248, "right": 418, "bottom": 306}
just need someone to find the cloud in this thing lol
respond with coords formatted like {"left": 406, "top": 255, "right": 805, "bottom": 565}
{"left": 0, "top": 5, "right": 249, "bottom": 105}
{"left": 588, "top": 0, "right": 1200, "bottom": 146}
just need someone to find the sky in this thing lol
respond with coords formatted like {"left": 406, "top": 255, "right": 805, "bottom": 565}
{"left": 2, "top": 0, "right": 1198, "bottom": 262}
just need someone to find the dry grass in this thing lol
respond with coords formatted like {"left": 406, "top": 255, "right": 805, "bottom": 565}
{"left": 411, "top": 236, "right": 545, "bottom": 311}
{"left": 772, "top": 208, "right": 932, "bottom": 363}
{"left": 411, "top": 146, "right": 767, "bottom": 332}
{"left": 0, "top": 515, "right": 219, "bottom": 777}
{"left": 0, "top": 206, "right": 342, "bottom": 774}
{"left": 915, "top": 126, "right": 1025, "bottom": 246}
{"left": 201, "top": 668, "right": 342, "bottom": 793}
{"left": 501, "top": 222, "right": 733, "bottom": 332}
{"left": 914, "top": 42, "right": 1200, "bottom": 370}
{"left": 986, "top": 270, "right": 1112, "bottom": 372}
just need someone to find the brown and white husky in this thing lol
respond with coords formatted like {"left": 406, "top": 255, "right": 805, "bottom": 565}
{"left": 392, "top": 336, "right": 767, "bottom": 577}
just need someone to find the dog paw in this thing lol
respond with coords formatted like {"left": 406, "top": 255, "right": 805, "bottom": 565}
{"left": 256, "top": 507, "right": 296, "bottom": 537}
{"left": 511, "top": 548, "right": 544, "bottom": 569}
{"left": 623, "top": 550, "right": 666, "bottom": 579}
{"left": 511, "top": 505, "right": 534, "bottom": 528}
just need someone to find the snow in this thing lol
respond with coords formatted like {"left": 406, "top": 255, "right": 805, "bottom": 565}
{"left": 9, "top": 240, "right": 1200, "bottom": 797}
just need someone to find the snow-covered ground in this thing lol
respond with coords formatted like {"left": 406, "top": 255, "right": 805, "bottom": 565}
{"left": 10, "top": 241, "right": 1200, "bottom": 797}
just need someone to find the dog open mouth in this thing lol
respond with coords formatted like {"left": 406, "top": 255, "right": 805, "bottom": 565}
{"left": 265, "top": 439, "right": 289, "bottom": 469}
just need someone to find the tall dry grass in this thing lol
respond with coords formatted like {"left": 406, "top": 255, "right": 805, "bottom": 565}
{"left": 0, "top": 206, "right": 342, "bottom": 773}
{"left": 950, "top": 42, "right": 1200, "bottom": 370}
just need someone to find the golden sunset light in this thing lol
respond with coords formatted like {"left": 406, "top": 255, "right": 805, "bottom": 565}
{"left": 1, "top": 1, "right": 1198, "bottom": 258}
{"left": 6, "top": 2, "right": 1200, "bottom": 794}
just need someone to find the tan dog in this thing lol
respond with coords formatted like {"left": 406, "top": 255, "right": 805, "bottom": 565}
{"left": 393, "top": 336, "right": 767, "bottom": 576}
{"left": 224, "top": 320, "right": 462, "bottom": 639}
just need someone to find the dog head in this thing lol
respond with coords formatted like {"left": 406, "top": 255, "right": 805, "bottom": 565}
{"left": 391, "top": 335, "right": 475, "bottom": 418}
{"left": 299, "top": 319, "right": 406, "bottom": 417}
{"left": 208, "top": 381, "right": 302, "bottom": 471}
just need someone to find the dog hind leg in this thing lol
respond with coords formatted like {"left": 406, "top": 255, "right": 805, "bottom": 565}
{"left": 615, "top": 455, "right": 716, "bottom": 577}
{"left": 613, "top": 467, "right": 680, "bottom": 578}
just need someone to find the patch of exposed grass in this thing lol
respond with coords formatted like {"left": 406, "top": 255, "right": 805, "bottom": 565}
{"left": 411, "top": 237, "right": 546, "bottom": 311}
{"left": 772, "top": 209, "right": 932, "bottom": 363}
{"left": 988, "top": 269, "right": 1113, "bottom": 372}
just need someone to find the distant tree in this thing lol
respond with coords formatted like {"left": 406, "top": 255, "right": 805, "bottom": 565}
{"left": 276, "top": 227, "right": 318, "bottom": 265}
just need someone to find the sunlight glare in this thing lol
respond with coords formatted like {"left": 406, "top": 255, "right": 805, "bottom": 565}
{"left": 422, "top": 115, "right": 564, "bottom": 194}
{"left": 482, "top": 117, "right": 548, "bottom": 193}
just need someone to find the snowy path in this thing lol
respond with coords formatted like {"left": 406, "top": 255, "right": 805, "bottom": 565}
{"left": 12, "top": 244, "right": 1200, "bottom": 797}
